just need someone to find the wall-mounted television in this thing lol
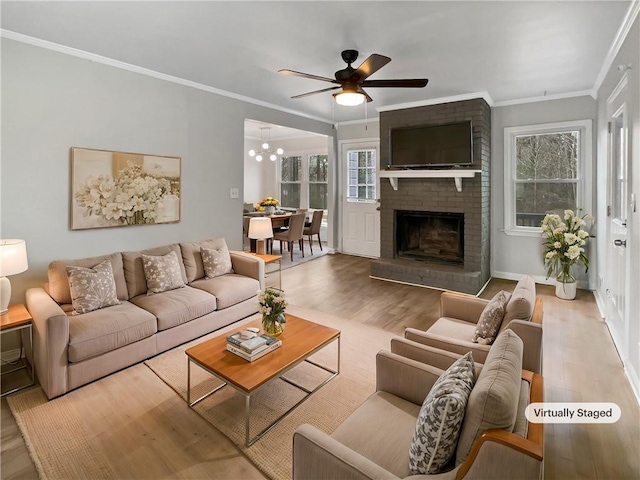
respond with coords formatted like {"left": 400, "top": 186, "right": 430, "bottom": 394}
{"left": 389, "top": 121, "right": 473, "bottom": 168}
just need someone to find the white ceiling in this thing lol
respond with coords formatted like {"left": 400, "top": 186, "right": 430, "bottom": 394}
{"left": 1, "top": 1, "right": 633, "bottom": 124}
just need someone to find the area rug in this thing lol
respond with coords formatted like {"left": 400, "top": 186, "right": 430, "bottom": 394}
{"left": 144, "top": 305, "right": 395, "bottom": 480}
{"left": 6, "top": 305, "right": 396, "bottom": 480}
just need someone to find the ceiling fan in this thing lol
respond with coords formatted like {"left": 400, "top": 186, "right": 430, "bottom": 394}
{"left": 279, "top": 49, "right": 429, "bottom": 106}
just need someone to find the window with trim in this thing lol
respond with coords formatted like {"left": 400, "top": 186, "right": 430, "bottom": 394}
{"left": 504, "top": 120, "right": 591, "bottom": 235}
{"left": 347, "top": 149, "right": 376, "bottom": 201}
{"left": 308, "top": 154, "right": 328, "bottom": 210}
{"left": 280, "top": 156, "right": 301, "bottom": 208}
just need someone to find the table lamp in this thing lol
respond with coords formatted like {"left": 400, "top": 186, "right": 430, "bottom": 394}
{"left": 248, "top": 218, "right": 273, "bottom": 255}
{"left": 0, "top": 239, "right": 29, "bottom": 315}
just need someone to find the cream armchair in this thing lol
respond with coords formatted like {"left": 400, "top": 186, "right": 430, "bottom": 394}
{"left": 404, "top": 276, "right": 543, "bottom": 373}
{"left": 292, "top": 330, "right": 543, "bottom": 480}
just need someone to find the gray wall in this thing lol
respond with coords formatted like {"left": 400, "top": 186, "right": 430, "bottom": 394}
{"left": 1, "top": 39, "right": 333, "bottom": 304}
{"left": 491, "top": 96, "right": 598, "bottom": 286}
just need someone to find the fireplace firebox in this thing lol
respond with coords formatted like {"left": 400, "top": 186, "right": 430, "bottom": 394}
{"left": 396, "top": 211, "right": 464, "bottom": 265}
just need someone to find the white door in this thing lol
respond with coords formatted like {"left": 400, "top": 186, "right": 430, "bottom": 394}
{"left": 606, "top": 79, "right": 629, "bottom": 358}
{"left": 341, "top": 141, "right": 380, "bottom": 257}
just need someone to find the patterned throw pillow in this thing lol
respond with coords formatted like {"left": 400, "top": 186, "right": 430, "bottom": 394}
{"left": 66, "top": 260, "right": 121, "bottom": 314}
{"left": 409, "top": 352, "right": 475, "bottom": 474}
{"left": 141, "top": 251, "right": 186, "bottom": 295}
{"left": 201, "top": 246, "right": 233, "bottom": 279}
{"left": 473, "top": 290, "right": 511, "bottom": 345}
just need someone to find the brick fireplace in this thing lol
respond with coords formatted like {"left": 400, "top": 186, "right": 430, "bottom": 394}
{"left": 371, "top": 98, "right": 491, "bottom": 294}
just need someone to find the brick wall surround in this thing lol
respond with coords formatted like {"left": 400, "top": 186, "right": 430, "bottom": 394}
{"left": 371, "top": 98, "right": 491, "bottom": 294}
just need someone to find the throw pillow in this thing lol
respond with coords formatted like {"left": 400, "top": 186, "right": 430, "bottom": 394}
{"left": 473, "top": 290, "right": 511, "bottom": 345}
{"left": 66, "top": 260, "right": 121, "bottom": 314}
{"left": 201, "top": 245, "right": 233, "bottom": 279}
{"left": 409, "top": 352, "right": 475, "bottom": 474}
{"left": 141, "top": 251, "right": 186, "bottom": 295}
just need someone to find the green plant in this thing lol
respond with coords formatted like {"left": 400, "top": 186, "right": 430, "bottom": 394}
{"left": 541, "top": 209, "right": 590, "bottom": 284}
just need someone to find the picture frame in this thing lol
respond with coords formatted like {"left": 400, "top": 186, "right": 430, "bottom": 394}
{"left": 71, "top": 147, "right": 181, "bottom": 230}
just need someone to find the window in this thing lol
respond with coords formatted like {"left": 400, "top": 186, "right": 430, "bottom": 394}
{"left": 308, "top": 154, "right": 328, "bottom": 210}
{"left": 347, "top": 149, "right": 376, "bottom": 201}
{"left": 504, "top": 120, "right": 592, "bottom": 236}
{"left": 280, "top": 156, "right": 302, "bottom": 208}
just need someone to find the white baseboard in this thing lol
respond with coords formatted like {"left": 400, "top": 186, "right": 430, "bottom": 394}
{"left": 624, "top": 362, "right": 640, "bottom": 407}
{"left": 490, "top": 270, "right": 591, "bottom": 290}
{"left": 593, "top": 289, "right": 607, "bottom": 318}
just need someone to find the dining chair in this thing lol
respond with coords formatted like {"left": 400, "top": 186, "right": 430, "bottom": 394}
{"left": 303, "top": 210, "right": 323, "bottom": 254}
{"left": 273, "top": 213, "right": 306, "bottom": 261}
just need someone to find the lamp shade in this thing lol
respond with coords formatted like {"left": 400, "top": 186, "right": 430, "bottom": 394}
{"left": 335, "top": 91, "right": 365, "bottom": 106}
{"left": 248, "top": 218, "right": 273, "bottom": 240}
{"left": 0, "top": 239, "right": 28, "bottom": 277}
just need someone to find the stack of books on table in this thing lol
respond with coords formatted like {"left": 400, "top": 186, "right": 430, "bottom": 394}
{"left": 226, "top": 333, "right": 282, "bottom": 362}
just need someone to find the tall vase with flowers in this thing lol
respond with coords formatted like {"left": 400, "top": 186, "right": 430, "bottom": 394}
{"left": 541, "top": 209, "right": 591, "bottom": 300}
{"left": 258, "top": 288, "right": 287, "bottom": 336}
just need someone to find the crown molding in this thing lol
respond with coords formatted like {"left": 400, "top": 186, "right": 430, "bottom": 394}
{"left": 1, "top": 29, "right": 334, "bottom": 126}
{"left": 593, "top": 0, "right": 640, "bottom": 93}
{"left": 376, "top": 91, "right": 495, "bottom": 112}
{"left": 335, "top": 117, "right": 380, "bottom": 128}
{"left": 493, "top": 89, "right": 597, "bottom": 107}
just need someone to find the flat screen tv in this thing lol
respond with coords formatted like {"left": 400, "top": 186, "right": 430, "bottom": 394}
{"left": 389, "top": 121, "right": 473, "bottom": 168}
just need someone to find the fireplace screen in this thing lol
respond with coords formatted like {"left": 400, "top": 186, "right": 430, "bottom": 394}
{"left": 396, "top": 211, "right": 464, "bottom": 264}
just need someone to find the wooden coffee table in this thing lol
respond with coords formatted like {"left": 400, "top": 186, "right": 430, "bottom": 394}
{"left": 185, "top": 314, "right": 340, "bottom": 447}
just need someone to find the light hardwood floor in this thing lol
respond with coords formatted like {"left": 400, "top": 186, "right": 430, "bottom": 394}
{"left": 2, "top": 253, "right": 639, "bottom": 479}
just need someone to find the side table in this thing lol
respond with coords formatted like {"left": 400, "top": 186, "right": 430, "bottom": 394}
{"left": 1, "top": 304, "right": 35, "bottom": 396}
{"left": 251, "top": 253, "right": 283, "bottom": 289}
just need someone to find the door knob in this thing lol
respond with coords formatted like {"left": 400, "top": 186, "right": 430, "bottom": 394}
{"left": 614, "top": 239, "right": 627, "bottom": 247}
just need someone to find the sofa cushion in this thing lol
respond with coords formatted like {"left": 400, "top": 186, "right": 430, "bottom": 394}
{"left": 332, "top": 391, "right": 421, "bottom": 478}
{"left": 456, "top": 329, "right": 524, "bottom": 465}
{"left": 190, "top": 274, "right": 259, "bottom": 310}
{"left": 201, "top": 246, "right": 233, "bottom": 279}
{"left": 180, "top": 238, "right": 229, "bottom": 283}
{"left": 409, "top": 352, "right": 475, "bottom": 474}
{"left": 130, "top": 286, "right": 217, "bottom": 331}
{"left": 67, "top": 301, "right": 157, "bottom": 363}
{"left": 122, "top": 244, "right": 187, "bottom": 298}
{"left": 48, "top": 253, "right": 128, "bottom": 304}
{"left": 428, "top": 317, "right": 478, "bottom": 342}
{"left": 502, "top": 276, "right": 536, "bottom": 327}
{"left": 66, "top": 260, "right": 121, "bottom": 314}
{"left": 141, "top": 251, "right": 186, "bottom": 294}
{"left": 473, "top": 290, "right": 511, "bottom": 345}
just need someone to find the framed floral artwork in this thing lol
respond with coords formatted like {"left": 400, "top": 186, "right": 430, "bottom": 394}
{"left": 71, "top": 147, "right": 181, "bottom": 230}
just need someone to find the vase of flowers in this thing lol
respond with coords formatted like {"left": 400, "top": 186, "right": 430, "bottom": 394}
{"left": 541, "top": 209, "right": 590, "bottom": 300}
{"left": 258, "top": 288, "right": 287, "bottom": 336}
{"left": 257, "top": 196, "right": 279, "bottom": 215}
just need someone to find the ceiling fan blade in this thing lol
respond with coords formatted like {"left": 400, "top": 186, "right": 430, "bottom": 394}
{"left": 362, "top": 79, "right": 429, "bottom": 88}
{"left": 351, "top": 54, "right": 391, "bottom": 81}
{"left": 278, "top": 69, "right": 338, "bottom": 84}
{"left": 291, "top": 86, "right": 341, "bottom": 99}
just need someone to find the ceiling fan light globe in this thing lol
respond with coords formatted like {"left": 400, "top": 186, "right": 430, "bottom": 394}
{"left": 256, "top": 154, "right": 263, "bottom": 162}
{"left": 269, "top": 154, "right": 277, "bottom": 161}
{"left": 248, "top": 149, "right": 256, "bottom": 157}
{"left": 276, "top": 148, "right": 284, "bottom": 155}
{"left": 335, "top": 92, "right": 365, "bottom": 106}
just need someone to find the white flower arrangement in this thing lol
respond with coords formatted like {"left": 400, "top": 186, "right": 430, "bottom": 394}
{"left": 75, "top": 162, "right": 174, "bottom": 225}
{"left": 541, "top": 209, "right": 591, "bottom": 284}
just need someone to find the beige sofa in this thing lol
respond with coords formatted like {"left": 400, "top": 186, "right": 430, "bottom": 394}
{"left": 405, "top": 276, "right": 543, "bottom": 373}
{"left": 293, "top": 330, "right": 543, "bottom": 479}
{"left": 25, "top": 238, "right": 264, "bottom": 399}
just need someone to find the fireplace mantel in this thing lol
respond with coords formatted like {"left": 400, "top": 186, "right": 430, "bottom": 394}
{"left": 379, "top": 169, "right": 482, "bottom": 192}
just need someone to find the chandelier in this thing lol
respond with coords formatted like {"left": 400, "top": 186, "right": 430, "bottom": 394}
{"left": 248, "top": 127, "right": 284, "bottom": 162}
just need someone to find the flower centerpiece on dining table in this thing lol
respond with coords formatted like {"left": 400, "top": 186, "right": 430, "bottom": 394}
{"left": 541, "top": 209, "right": 590, "bottom": 299}
{"left": 256, "top": 196, "right": 279, "bottom": 215}
{"left": 258, "top": 287, "right": 287, "bottom": 336}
